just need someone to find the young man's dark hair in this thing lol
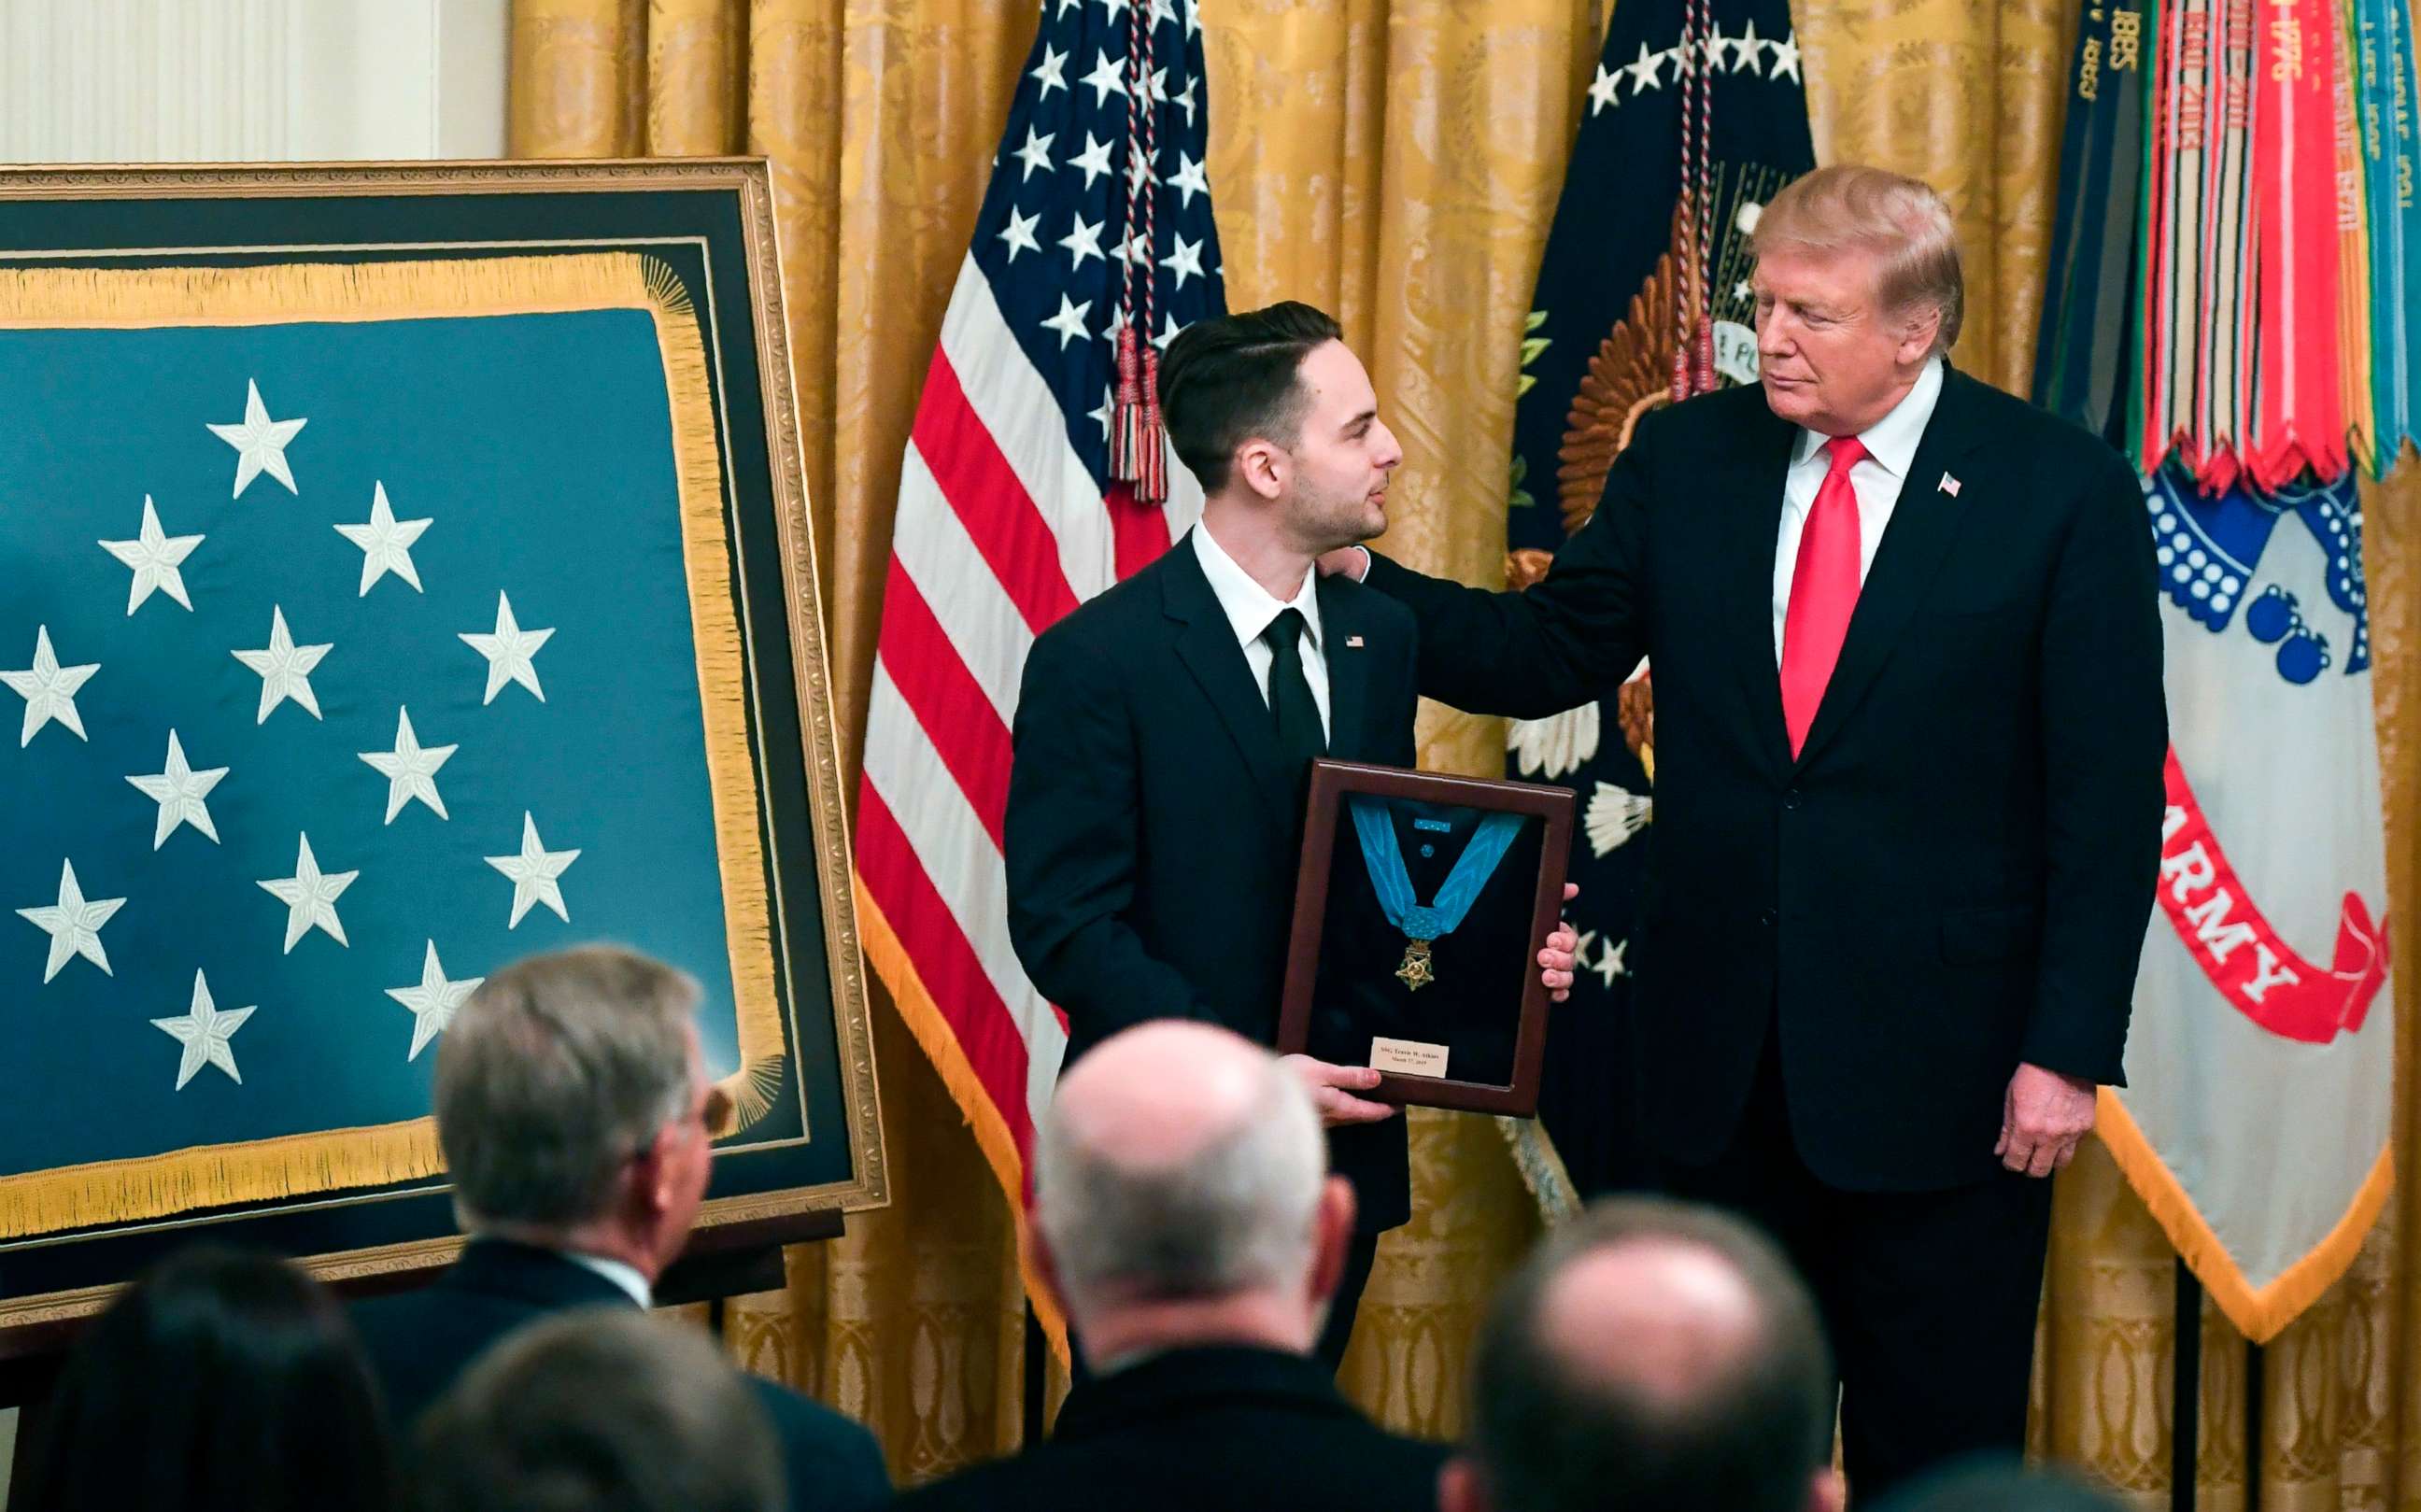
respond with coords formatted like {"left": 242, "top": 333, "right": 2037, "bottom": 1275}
{"left": 1157, "top": 301, "right": 1344, "bottom": 492}
{"left": 1448, "top": 1197, "right": 1837, "bottom": 1512}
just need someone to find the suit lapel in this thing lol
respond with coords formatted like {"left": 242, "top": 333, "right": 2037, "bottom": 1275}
{"left": 1162, "top": 535, "right": 1295, "bottom": 832}
{"left": 1315, "top": 573, "right": 1369, "bottom": 761}
{"left": 1722, "top": 406, "right": 1802, "bottom": 779}
{"left": 1792, "top": 367, "right": 1991, "bottom": 769}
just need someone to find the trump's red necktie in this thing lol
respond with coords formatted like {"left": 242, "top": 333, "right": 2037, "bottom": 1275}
{"left": 1778, "top": 435, "right": 1867, "bottom": 756}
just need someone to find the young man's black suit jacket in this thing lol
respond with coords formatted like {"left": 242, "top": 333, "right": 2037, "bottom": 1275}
{"left": 1005, "top": 532, "right": 1421, "bottom": 1234}
{"left": 885, "top": 1346, "right": 1446, "bottom": 1512}
{"left": 349, "top": 1238, "right": 892, "bottom": 1512}
{"left": 1359, "top": 366, "right": 2166, "bottom": 1193}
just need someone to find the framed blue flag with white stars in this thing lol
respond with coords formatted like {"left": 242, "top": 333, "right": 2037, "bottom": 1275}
{"left": 0, "top": 161, "right": 885, "bottom": 1326}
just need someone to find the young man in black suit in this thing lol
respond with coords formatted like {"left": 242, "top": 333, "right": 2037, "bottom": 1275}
{"left": 349, "top": 946, "right": 891, "bottom": 1512}
{"left": 893, "top": 1021, "right": 1445, "bottom": 1512}
{"left": 1330, "top": 166, "right": 2167, "bottom": 1495}
{"left": 1005, "top": 303, "right": 1579, "bottom": 1368}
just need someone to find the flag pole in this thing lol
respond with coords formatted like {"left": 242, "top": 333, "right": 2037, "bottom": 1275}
{"left": 2173, "top": 1259, "right": 2201, "bottom": 1512}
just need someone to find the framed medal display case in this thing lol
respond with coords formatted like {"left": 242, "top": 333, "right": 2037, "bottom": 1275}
{"left": 1277, "top": 760, "right": 1574, "bottom": 1116}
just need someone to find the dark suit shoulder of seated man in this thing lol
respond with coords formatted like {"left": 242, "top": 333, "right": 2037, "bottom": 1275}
{"left": 892, "top": 1021, "right": 1444, "bottom": 1512}
{"left": 348, "top": 945, "right": 889, "bottom": 1512}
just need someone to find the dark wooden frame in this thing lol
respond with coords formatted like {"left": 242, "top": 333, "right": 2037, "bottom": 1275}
{"left": 1277, "top": 759, "right": 1574, "bottom": 1116}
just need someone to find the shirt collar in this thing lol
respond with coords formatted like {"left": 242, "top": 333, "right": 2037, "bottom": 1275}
{"left": 1191, "top": 521, "right": 1323, "bottom": 651}
{"left": 1791, "top": 355, "right": 1945, "bottom": 478}
{"left": 560, "top": 1249, "right": 653, "bottom": 1308}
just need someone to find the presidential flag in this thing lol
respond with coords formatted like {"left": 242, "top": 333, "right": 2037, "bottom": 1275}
{"left": 1497, "top": 0, "right": 1814, "bottom": 1208}
{"left": 850, "top": 0, "right": 1225, "bottom": 1336}
{"left": 0, "top": 253, "right": 782, "bottom": 1240}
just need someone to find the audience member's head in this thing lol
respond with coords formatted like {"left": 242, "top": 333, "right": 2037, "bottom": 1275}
{"left": 1034, "top": 1020, "right": 1351, "bottom": 1368}
{"left": 412, "top": 1307, "right": 784, "bottom": 1512}
{"left": 1867, "top": 1456, "right": 2125, "bottom": 1512}
{"left": 1442, "top": 1197, "right": 1839, "bottom": 1512}
{"left": 434, "top": 944, "right": 720, "bottom": 1279}
{"left": 20, "top": 1246, "right": 394, "bottom": 1512}
{"left": 1159, "top": 300, "right": 1401, "bottom": 549}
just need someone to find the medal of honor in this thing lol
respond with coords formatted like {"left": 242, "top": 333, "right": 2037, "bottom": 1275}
{"left": 1349, "top": 798, "right": 1523, "bottom": 993}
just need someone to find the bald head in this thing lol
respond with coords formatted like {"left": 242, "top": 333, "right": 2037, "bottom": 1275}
{"left": 1051, "top": 1020, "right": 1281, "bottom": 1169}
{"left": 1461, "top": 1198, "right": 1833, "bottom": 1512}
{"left": 1536, "top": 1237, "right": 1768, "bottom": 1409}
{"left": 1037, "top": 1022, "right": 1327, "bottom": 1313}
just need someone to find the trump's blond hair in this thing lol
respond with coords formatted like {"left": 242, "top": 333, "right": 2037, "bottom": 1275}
{"left": 1751, "top": 164, "right": 1962, "bottom": 356}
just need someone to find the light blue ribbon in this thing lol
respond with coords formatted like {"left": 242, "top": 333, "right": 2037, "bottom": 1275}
{"left": 1348, "top": 798, "right": 1523, "bottom": 941}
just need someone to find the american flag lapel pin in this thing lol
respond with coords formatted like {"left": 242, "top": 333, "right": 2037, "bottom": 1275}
{"left": 1939, "top": 472, "right": 1962, "bottom": 498}
{"left": 1346, "top": 635, "right": 1365, "bottom": 648}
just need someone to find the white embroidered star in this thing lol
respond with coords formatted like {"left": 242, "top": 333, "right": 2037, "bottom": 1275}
{"left": 1171, "top": 74, "right": 1198, "bottom": 127}
{"left": 386, "top": 940, "right": 483, "bottom": 1061}
{"left": 1059, "top": 213, "right": 1107, "bottom": 271}
{"left": 1731, "top": 19, "right": 1767, "bottom": 71}
{"left": 98, "top": 495, "right": 204, "bottom": 615}
{"left": 205, "top": 378, "right": 307, "bottom": 499}
{"left": 1096, "top": 0, "right": 1131, "bottom": 21}
{"left": 1054, "top": 0, "right": 1080, "bottom": 14}
{"left": 1593, "top": 935, "right": 1630, "bottom": 988}
{"left": 126, "top": 730, "right": 228, "bottom": 849}
{"left": 1184, "top": 0, "right": 1200, "bottom": 35}
{"left": 1147, "top": 0, "right": 1176, "bottom": 28}
{"left": 333, "top": 481, "right": 432, "bottom": 596}
{"left": 460, "top": 591, "right": 554, "bottom": 704}
{"left": 1624, "top": 41, "right": 1667, "bottom": 92}
{"left": 152, "top": 970, "right": 256, "bottom": 1090}
{"left": 1029, "top": 42, "right": 1069, "bottom": 98}
{"left": 1153, "top": 311, "right": 1184, "bottom": 352}
{"left": 998, "top": 205, "right": 1043, "bottom": 262}
{"left": 1768, "top": 32, "right": 1802, "bottom": 81}
{"left": 360, "top": 706, "right": 457, "bottom": 824}
{"left": 1089, "top": 387, "right": 1116, "bottom": 440}
{"left": 1041, "top": 294, "right": 1096, "bottom": 349}
{"left": 258, "top": 831, "right": 358, "bottom": 953}
{"left": 0, "top": 627, "right": 98, "bottom": 746}
{"left": 1587, "top": 64, "right": 1622, "bottom": 114}
{"left": 1166, "top": 151, "right": 1210, "bottom": 208}
{"left": 1011, "top": 124, "right": 1055, "bottom": 180}
{"left": 486, "top": 813, "right": 581, "bottom": 928}
{"left": 1116, "top": 229, "right": 1152, "bottom": 271}
{"left": 1069, "top": 132, "right": 1117, "bottom": 190}
{"left": 1161, "top": 233, "right": 1206, "bottom": 290}
{"left": 15, "top": 859, "right": 123, "bottom": 983}
{"left": 1081, "top": 49, "right": 1129, "bottom": 107}
{"left": 231, "top": 606, "right": 332, "bottom": 725}
{"left": 1102, "top": 302, "right": 1133, "bottom": 343}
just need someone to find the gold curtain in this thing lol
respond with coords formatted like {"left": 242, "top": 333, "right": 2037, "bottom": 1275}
{"left": 509, "top": 0, "right": 2421, "bottom": 1500}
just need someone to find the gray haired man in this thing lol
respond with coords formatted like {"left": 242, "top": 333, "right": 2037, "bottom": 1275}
{"left": 349, "top": 944, "right": 889, "bottom": 1512}
{"left": 893, "top": 1020, "right": 1444, "bottom": 1512}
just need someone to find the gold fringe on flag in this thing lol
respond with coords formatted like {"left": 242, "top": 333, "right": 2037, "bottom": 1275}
{"left": 0, "top": 251, "right": 786, "bottom": 1236}
{"left": 2095, "top": 1087, "right": 2394, "bottom": 1343}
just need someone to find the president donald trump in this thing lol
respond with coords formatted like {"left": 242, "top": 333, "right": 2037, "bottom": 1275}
{"left": 1331, "top": 164, "right": 2165, "bottom": 1495}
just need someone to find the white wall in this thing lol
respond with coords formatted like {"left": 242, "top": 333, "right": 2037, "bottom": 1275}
{"left": 0, "top": 0, "right": 510, "bottom": 163}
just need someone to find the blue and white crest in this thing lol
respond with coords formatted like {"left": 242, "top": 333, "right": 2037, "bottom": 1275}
{"left": 2143, "top": 468, "right": 2370, "bottom": 683}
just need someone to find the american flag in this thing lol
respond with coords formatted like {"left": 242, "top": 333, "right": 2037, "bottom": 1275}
{"left": 851, "top": 0, "right": 1225, "bottom": 1313}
